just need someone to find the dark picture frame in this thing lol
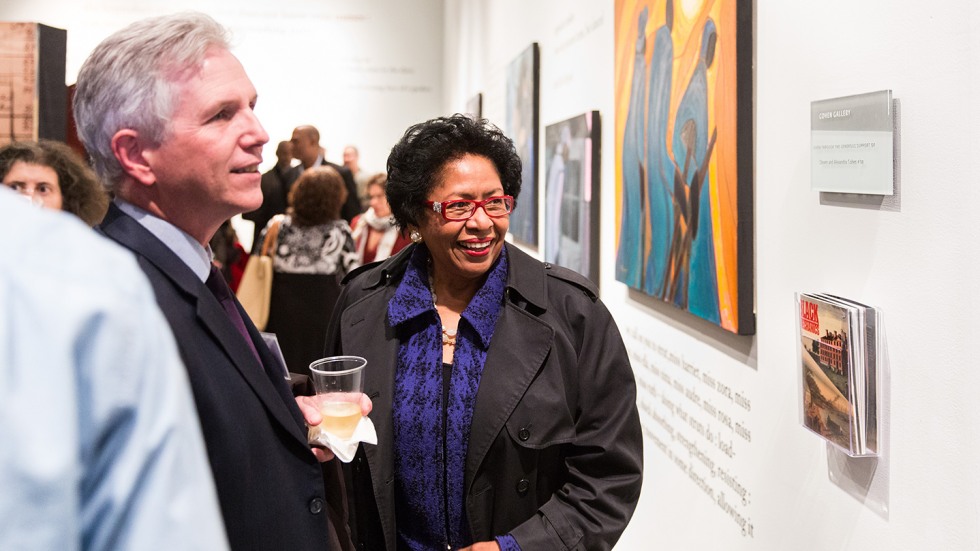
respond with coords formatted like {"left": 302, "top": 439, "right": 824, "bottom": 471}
{"left": 505, "top": 43, "right": 540, "bottom": 249}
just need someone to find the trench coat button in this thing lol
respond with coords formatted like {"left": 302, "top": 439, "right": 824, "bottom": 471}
{"left": 308, "top": 497, "right": 324, "bottom": 515}
{"left": 516, "top": 478, "right": 530, "bottom": 495}
{"left": 518, "top": 427, "right": 530, "bottom": 441}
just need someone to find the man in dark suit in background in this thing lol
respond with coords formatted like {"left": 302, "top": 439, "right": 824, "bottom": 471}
{"left": 242, "top": 139, "right": 295, "bottom": 252}
{"left": 290, "top": 125, "right": 361, "bottom": 222}
{"left": 73, "top": 12, "right": 366, "bottom": 551}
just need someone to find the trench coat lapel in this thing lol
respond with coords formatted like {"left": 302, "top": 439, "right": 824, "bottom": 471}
{"left": 338, "top": 284, "right": 399, "bottom": 547}
{"left": 466, "top": 244, "right": 555, "bottom": 494}
{"left": 466, "top": 304, "right": 553, "bottom": 491}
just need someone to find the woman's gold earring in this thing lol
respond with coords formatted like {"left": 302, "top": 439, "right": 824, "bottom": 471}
{"left": 410, "top": 230, "right": 422, "bottom": 243}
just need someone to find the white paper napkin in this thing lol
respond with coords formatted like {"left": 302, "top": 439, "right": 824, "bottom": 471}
{"left": 308, "top": 415, "right": 378, "bottom": 463}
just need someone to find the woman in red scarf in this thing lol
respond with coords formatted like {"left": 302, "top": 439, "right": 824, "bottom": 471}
{"left": 350, "top": 173, "right": 411, "bottom": 264}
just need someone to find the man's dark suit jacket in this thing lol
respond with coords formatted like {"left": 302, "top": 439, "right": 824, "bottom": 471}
{"left": 98, "top": 203, "right": 349, "bottom": 550}
{"left": 242, "top": 165, "right": 296, "bottom": 253}
{"left": 252, "top": 160, "right": 360, "bottom": 232}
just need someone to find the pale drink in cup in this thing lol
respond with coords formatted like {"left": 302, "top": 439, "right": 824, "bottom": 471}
{"left": 317, "top": 398, "right": 362, "bottom": 439}
{"left": 308, "top": 356, "right": 366, "bottom": 441}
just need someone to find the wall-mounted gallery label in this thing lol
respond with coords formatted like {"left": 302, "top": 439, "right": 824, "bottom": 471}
{"left": 810, "top": 90, "right": 894, "bottom": 195}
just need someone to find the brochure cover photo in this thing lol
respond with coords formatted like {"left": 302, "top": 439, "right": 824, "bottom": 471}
{"left": 799, "top": 293, "right": 853, "bottom": 452}
{"left": 797, "top": 292, "right": 879, "bottom": 457}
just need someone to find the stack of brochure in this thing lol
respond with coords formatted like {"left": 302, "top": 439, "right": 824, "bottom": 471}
{"left": 797, "top": 292, "right": 879, "bottom": 457}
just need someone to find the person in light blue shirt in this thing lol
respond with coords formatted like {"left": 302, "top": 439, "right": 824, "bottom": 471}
{"left": 0, "top": 188, "right": 228, "bottom": 550}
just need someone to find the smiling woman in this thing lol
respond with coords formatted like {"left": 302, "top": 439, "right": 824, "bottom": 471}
{"left": 415, "top": 153, "right": 511, "bottom": 291}
{"left": 324, "top": 114, "right": 644, "bottom": 551}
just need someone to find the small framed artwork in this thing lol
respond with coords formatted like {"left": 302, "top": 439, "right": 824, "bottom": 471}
{"left": 465, "top": 92, "right": 482, "bottom": 119}
{"left": 544, "top": 111, "right": 601, "bottom": 285}
{"left": 505, "top": 42, "right": 540, "bottom": 249}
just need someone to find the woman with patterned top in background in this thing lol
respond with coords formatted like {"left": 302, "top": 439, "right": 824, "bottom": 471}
{"left": 324, "top": 115, "right": 643, "bottom": 551}
{"left": 259, "top": 165, "right": 358, "bottom": 376}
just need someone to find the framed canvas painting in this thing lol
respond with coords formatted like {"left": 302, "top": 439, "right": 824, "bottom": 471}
{"left": 544, "top": 111, "right": 601, "bottom": 285}
{"left": 505, "top": 42, "right": 540, "bottom": 249}
{"left": 0, "top": 23, "right": 67, "bottom": 145}
{"left": 613, "top": 0, "right": 754, "bottom": 334}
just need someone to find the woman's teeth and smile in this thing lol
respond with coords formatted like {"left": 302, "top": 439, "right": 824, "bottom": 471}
{"left": 458, "top": 239, "right": 493, "bottom": 252}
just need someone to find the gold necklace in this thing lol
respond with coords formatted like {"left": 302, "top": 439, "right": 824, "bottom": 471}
{"left": 428, "top": 265, "right": 458, "bottom": 347}
{"left": 442, "top": 326, "right": 457, "bottom": 346}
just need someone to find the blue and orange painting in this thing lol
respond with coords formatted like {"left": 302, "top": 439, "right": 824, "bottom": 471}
{"left": 614, "top": 0, "right": 753, "bottom": 334}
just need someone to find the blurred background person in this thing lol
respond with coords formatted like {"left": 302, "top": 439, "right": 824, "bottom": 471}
{"left": 350, "top": 173, "right": 411, "bottom": 264}
{"left": 290, "top": 125, "right": 361, "bottom": 222}
{"left": 343, "top": 144, "right": 372, "bottom": 209}
{"left": 242, "top": 139, "right": 295, "bottom": 253}
{"left": 210, "top": 219, "right": 249, "bottom": 291}
{"left": 324, "top": 115, "right": 642, "bottom": 551}
{"left": 0, "top": 139, "right": 109, "bottom": 226}
{"left": 261, "top": 165, "right": 359, "bottom": 376}
{"left": 0, "top": 188, "right": 228, "bottom": 550}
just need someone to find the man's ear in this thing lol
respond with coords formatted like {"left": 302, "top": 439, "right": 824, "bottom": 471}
{"left": 111, "top": 129, "right": 156, "bottom": 186}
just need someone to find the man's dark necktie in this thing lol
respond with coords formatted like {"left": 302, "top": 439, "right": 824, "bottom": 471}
{"left": 205, "top": 265, "right": 305, "bottom": 430}
{"left": 205, "top": 264, "right": 263, "bottom": 366}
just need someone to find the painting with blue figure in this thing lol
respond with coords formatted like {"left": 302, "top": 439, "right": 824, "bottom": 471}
{"left": 686, "top": 20, "right": 721, "bottom": 323}
{"left": 615, "top": 8, "right": 648, "bottom": 288}
{"left": 643, "top": 0, "right": 675, "bottom": 298}
{"left": 614, "top": 0, "right": 755, "bottom": 335}
{"left": 666, "top": 18, "right": 719, "bottom": 322}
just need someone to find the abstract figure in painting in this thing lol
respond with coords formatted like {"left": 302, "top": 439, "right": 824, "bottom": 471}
{"left": 616, "top": 8, "right": 648, "bottom": 288}
{"left": 615, "top": 0, "right": 752, "bottom": 333}
{"left": 664, "top": 17, "right": 719, "bottom": 322}
{"left": 620, "top": 0, "right": 720, "bottom": 321}
{"left": 643, "top": 1, "right": 675, "bottom": 298}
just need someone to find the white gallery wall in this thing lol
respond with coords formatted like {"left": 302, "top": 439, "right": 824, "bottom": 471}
{"left": 0, "top": 0, "right": 443, "bottom": 248}
{"left": 447, "top": 0, "right": 980, "bottom": 549}
{"left": 0, "top": 0, "right": 444, "bottom": 176}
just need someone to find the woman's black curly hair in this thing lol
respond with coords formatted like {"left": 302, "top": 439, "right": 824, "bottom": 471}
{"left": 386, "top": 114, "right": 522, "bottom": 230}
